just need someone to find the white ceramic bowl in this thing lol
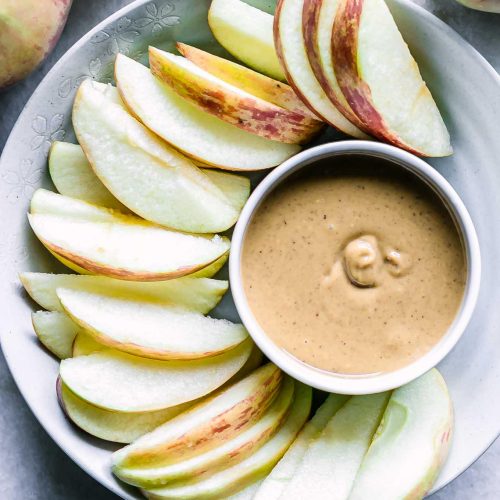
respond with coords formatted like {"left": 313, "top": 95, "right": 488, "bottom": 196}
{"left": 230, "top": 141, "right": 481, "bottom": 395}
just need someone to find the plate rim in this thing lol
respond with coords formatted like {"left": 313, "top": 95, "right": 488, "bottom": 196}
{"left": 1, "top": 0, "right": 499, "bottom": 498}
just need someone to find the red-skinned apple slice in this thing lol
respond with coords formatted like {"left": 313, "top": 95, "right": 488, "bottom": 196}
{"left": 302, "top": 0, "right": 368, "bottom": 132}
{"left": 114, "top": 377, "right": 295, "bottom": 487}
{"left": 112, "top": 363, "right": 282, "bottom": 467}
{"left": 142, "top": 383, "right": 312, "bottom": 499}
{"left": 149, "top": 48, "right": 321, "bottom": 144}
{"left": 176, "top": 43, "right": 318, "bottom": 120}
{"left": 274, "top": 0, "right": 368, "bottom": 138}
{"left": 332, "top": 0, "right": 452, "bottom": 156}
{"left": 60, "top": 339, "right": 254, "bottom": 412}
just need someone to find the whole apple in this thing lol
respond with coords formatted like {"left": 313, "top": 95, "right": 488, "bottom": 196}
{"left": 455, "top": 0, "right": 500, "bottom": 12}
{"left": 0, "top": 0, "right": 73, "bottom": 90}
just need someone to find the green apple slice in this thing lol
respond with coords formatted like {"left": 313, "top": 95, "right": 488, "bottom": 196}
{"left": 208, "top": 0, "right": 286, "bottom": 81}
{"left": 149, "top": 47, "right": 321, "bottom": 144}
{"left": 49, "top": 141, "right": 251, "bottom": 213}
{"left": 28, "top": 213, "right": 230, "bottom": 281}
{"left": 73, "top": 79, "right": 239, "bottom": 232}
{"left": 20, "top": 272, "right": 228, "bottom": 314}
{"left": 56, "top": 287, "right": 248, "bottom": 360}
{"left": 48, "top": 141, "right": 126, "bottom": 210}
{"left": 115, "top": 54, "right": 299, "bottom": 171}
{"left": 274, "top": 0, "right": 367, "bottom": 138}
{"left": 115, "top": 377, "right": 295, "bottom": 487}
{"left": 60, "top": 339, "right": 253, "bottom": 412}
{"left": 72, "top": 332, "right": 106, "bottom": 356}
{"left": 112, "top": 363, "right": 282, "bottom": 467}
{"left": 349, "top": 369, "right": 453, "bottom": 500}
{"left": 143, "top": 383, "right": 312, "bottom": 499}
{"left": 57, "top": 378, "right": 192, "bottom": 444}
{"left": 279, "top": 391, "right": 390, "bottom": 499}
{"left": 254, "top": 393, "right": 349, "bottom": 500}
{"left": 31, "top": 311, "right": 81, "bottom": 359}
{"left": 332, "top": 0, "right": 452, "bottom": 156}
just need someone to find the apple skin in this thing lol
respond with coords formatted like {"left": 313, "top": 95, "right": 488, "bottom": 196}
{"left": 0, "top": 0, "right": 72, "bottom": 90}
{"left": 176, "top": 43, "right": 319, "bottom": 120}
{"left": 149, "top": 48, "right": 321, "bottom": 145}
{"left": 455, "top": 0, "right": 500, "bottom": 12}
{"left": 302, "top": 0, "right": 368, "bottom": 133}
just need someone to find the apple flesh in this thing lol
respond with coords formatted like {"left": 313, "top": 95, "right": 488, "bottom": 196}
{"left": 115, "top": 54, "right": 299, "bottom": 171}
{"left": 49, "top": 142, "right": 126, "bottom": 211}
{"left": 0, "top": 0, "right": 72, "bottom": 89}
{"left": 332, "top": 0, "right": 452, "bottom": 156}
{"left": 31, "top": 311, "right": 81, "bottom": 359}
{"left": 177, "top": 43, "right": 318, "bottom": 119}
{"left": 302, "top": 0, "right": 367, "bottom": 132}
{"left": 208, "top": 0, "right": 286, "bottom": 81}
{"left": 73, "top": 80, "right": 240, "bottom": 233}
{"left": 20, "top": 272, "right": 228, "bottom": 315}
{"left": 279, "top": 391, "right": 390, "bottom": 499}
{"left": 149, "top": 47, "right": 321, "bottom": 144}
{"left": 455, "top": 0, "right": 500, "bottom": 12}
{"left": 72, "top": 332, "right": 105, "bottom": 357}
{"left": 349, "top": 369, "right": 453, "bottom": 500}
{"left": 254, "top": 393, "right": 349, "bottom": 500}
{"left": 115, "top": 377, "right": 295, "bottom": 487}
{"left": 57, "top": 378, "right": 192, "bottom": 444}
{"left": 60, "top": 339, "right": 254, "bottom": 412}
{"left": 56, "top": 287, "right": 248, "bottom": 360}
{"left": 142, "top": 383, "right": 312, "bottom": 499}
{"left": 112, "top": 363, "right": 281, "bottom": 468}
{"left": 274, "top": 0, "right": 368, "bottom": 138}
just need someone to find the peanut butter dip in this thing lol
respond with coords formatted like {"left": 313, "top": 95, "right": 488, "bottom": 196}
{"left": 242, "top": 161, "right": 465, "bottom": 374}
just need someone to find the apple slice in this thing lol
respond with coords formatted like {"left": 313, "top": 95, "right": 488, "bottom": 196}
{"left": 143, "top": 383, "right": 312, "bottom": 499}
{"left": 115, "top": 54, "right": 299, "bottom": 171}
{"left": 31, "top": 311, "right": 81, "bottom": 359}
{"left": 274, "top": 0, "right": 368, "bottom": 138}
{"left": 115, "top": 377, "right": 295, "bottom": 487}
{"left": 56, "top": 287, "right": 248, "bottom": 360}
{"left": 227, "top": 481, "right": 263, "bottom": 500}
{"left": 20, "top": 272, "right": 227, "bottom": 315}
{"left": 177, "top": 43, "right": 317, "bottom": 119}
{"left": 28, "top": 213, "right": 230, "bottom": 281}
{"left": 74, "top": 80, "right": 240, "bottom": 232}
{"left": 57, "top": 378, "right": 192, "bottom": 444}
{"left": 349, "top": 369, "right": 453, "bottom": 499}
{"left": 455, "top": 0, "right": 500, "bottom": 12}
{"left": 149, "top": 47, "right": 321, "bottom": 145}
{"left": 332, "top": 0, "right": 452, "bottom": 156}
{"left": 112, "top": 363, "right": 282, "bottom": 467}
{"left": 72, "top": 332, "right": 106, "bottom": 356}
{"left": 278, "top": 391, "right": 390, "bottom": 499}
{"left": 31, "top": 188, "right": 120, "bottom": 223}
{"left": 60, "top": 339, "right": 253, "bottom": 412}
{"left": 208, "top": 0, "right": 286, "bottom": 81}
{"left": 50, "top": 142, "right": 251, "bottom": 213}
{"left": 254, "top": 393, "right": 349, "bottom": 500}
{"left": 302, "top": 0, "right": 367, "bottom": 132}
{"left": 49, "top": 141, "right": 126, "bottom": 210}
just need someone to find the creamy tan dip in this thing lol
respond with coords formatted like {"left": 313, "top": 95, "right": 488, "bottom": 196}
{"left": 242, "top": 161, "right": 465, "bottom": 374}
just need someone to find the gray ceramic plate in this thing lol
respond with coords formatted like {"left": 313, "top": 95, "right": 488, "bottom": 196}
{"left": 1, "top": 0, "right": 500, "bottom": 498}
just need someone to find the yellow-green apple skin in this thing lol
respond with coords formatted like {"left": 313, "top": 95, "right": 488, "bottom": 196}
{"left": 0, "top": 0, "right": 72, "bottom": 89}
{"left": 455, "top": 0, "right": 500, "bottom": 12}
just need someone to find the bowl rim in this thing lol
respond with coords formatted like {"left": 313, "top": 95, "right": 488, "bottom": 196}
{"left": 230, "top": 140, "right": 481, "bottom": 395}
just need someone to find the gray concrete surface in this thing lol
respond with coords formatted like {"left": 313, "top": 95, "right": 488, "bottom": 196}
{"left": 0, "top": 0, "right": 499, "bottom": 498}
